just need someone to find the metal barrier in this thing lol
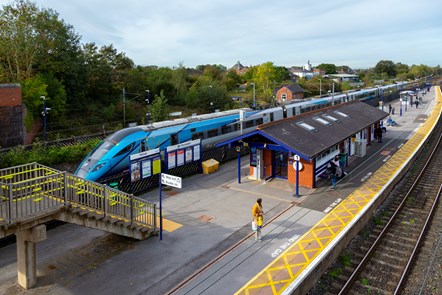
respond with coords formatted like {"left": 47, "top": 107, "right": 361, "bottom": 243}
{"left": 0, "top": 163, "right": 156, "bottom": 230}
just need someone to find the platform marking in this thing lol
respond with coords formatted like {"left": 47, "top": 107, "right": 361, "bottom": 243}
{"left": 383, "top": 155, "right": 391, "bottom": 162}
{"left": 397, "top": 143, "right": 404, "bottom": 149}
{"left": 323, "top": 198, "right": 342, "bottom": 213}
{"left": 361, "top": 172, "right": 373, "bottom": 182}
{"left": 270, "top": 234, "right": 300, "bottom": 258}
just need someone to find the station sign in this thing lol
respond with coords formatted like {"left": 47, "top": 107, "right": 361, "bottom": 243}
{"left": 161, "top": 173, "right": 182, "bottom": 189}
{"left": 129, "top": 148, "right": 161, "bottom": 183}
{"left": 166, "top": 139, "right": 201, "bottom": 170}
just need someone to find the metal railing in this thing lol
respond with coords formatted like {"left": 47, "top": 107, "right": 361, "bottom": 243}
{"left": 0, "top": 163, "right": 156, "bottom": 230}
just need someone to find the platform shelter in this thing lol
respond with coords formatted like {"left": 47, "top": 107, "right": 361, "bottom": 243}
{"left": 216, "top": 101, "right": 388, "bottom": 189}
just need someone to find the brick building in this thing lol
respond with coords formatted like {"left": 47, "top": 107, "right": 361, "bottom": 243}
{"left": 0, "top": 84, "right": 25, "bottom": 148}
{"left": 275, "top": 83, "right": 305, "bottom": 103}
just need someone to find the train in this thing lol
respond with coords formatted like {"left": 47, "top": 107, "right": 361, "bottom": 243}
{"left": 74, "top": 80, "right": 415, "bottom": 182}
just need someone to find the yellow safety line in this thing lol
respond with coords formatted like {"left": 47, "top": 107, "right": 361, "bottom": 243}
{"left": 236, "top": 87, "right": 442, "bottom": 295}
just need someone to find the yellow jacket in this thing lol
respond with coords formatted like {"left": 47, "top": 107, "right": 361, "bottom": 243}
{"left": 252, "top": 202, "right": 263, "bottom": 222}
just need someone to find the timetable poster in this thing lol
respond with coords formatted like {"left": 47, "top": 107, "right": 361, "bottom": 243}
{"left": 152, "top": 156, "right": 161, "bottom": 175}
{"left": 141, "top": 160, "right": 151, "bottom": 179}
{"left": 193, "top": 145, "right": 200, "bottom": 161}
{"left": 177, "top": 149, "right": 185, "bottom": 166}
{"left": 185, "top": 147, "right": 192, "bottom": 163}
{"left": 130, "top": 162, "right": 141, "bottom": 183}
{"left": 168, "top": 151, "right": 176, "bottom": 169}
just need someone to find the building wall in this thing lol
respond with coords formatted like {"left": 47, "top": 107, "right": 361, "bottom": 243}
{"left": 0, "top": 84, "right": 25, "bottom": 147}
{"left": 276, "top": 87, "right": 304, "bottom": 103}
{"left": 287, "top": 158, "right": 315, "bottom": 188}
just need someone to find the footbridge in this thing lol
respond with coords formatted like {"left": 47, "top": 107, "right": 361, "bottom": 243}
{"left": 0, "top": 162, "right": 158, "bottom": 288}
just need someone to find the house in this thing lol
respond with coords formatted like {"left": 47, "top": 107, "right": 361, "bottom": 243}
{"left": 231, "top": 61, "right": 249, "bottom": 75}
{"left": 289, "top": 60, "right": 325, "bottom": 80}
{"left": 275, "top": 83, "right": 305, "bottom": 103}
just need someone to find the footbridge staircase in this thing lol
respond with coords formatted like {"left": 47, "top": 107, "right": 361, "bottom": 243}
{"left": 0, "top": 162, "right": 158, "bottom": 288}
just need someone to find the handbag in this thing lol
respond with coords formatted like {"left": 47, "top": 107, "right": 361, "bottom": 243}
{"left": 252, "top": 220, "right": 257, "bottom": 231}
{"left": 257, "top": 216, "right": 263, "bottom": 227}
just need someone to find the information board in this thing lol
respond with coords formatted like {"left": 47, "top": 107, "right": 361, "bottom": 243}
{"left": 129, "top": 148, "right": 160, "bottom": 183}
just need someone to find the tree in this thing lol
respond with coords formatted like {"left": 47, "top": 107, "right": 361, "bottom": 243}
{"left": 374, "top": 60, "right": 396, "bottom": 77}
{"left": 254, "top": 62, "right": 277, "bottom": 101}
{"left": 150, "top": 90, "right": 169, "bottom": 122}
{"left": 316, "top": 64, "right": 337, "bottom": 75}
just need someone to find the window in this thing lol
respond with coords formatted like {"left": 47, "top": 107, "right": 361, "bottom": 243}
{"left": 192, "top": 132, "right": 204, "bottom": 140}
{"left": 245, "top": 120, "right": 254, "bottom": 128}
{"left": 221, "top": 125, "right": 232, "bottom": 134}
{"left": 297, "top": 122, "right": 316, "bottom": 131}
{"left": 256, "top": 118, "right": 263, "bottom": 125}
{"left": 190, "top": 128, "right": 196, "bottom": 132}
{"left": 281, "top": 94, "right": 287, "bottom": 102}
{"left": 113, "top": 143, "right": 134, "bottom": 158}
{"left": 208, "top": 128, "right": 219, "bottom": 138}
{"left": 170, "top": 133, "right": 179, "bottom": 145}
{"left": 270, "top": 113, "right": 274, "bottom": 121}
{"left": 334, "top": 111, "right": 349, "bottom": 118}
{"left": 313, "top": 117, "right": 331, "bottom": 126}
{"left": 323, "top": 114, "right": 339, "bottom": 122}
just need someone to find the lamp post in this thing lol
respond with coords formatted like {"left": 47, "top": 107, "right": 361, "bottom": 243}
{"left": 319, "top": 79, "right": 322, "bottom": 96}
{"left": 381, "top": 89, "right": 384, "bottom": 111}
{"left": 400, "top": 98, "right": 403, "bottom": 116}
{"left": 250, "top": 82, "right": 256, "bottom": 108}
{"left": 331, "top": 82, "right": 335, "bottom": 106}
{"left": 41, "top": 96, "right": 47, "bottom": 141}
{"left": 122, "top": 88, "right": 126, "bottom": 126}
{"left": 209, "top": 85, "right": 213, "bottom": 111}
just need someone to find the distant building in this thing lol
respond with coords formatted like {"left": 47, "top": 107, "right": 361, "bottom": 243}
{"left": 328, "top": 74, "right": 363, "bottom": 87}
{"left": 0, "top": 84, "right": 25, "bottom": 148}
{"left": 275, "top": 83, "right": 305, "bottom": 103}
{"left": 231, "top": 61, "right": 249, "bottom": 75}
{"left": 289, "top": 60, "right": 325, "bottom": 80}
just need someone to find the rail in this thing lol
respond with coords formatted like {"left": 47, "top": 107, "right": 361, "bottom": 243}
{"left": 0, "top": 162, "right": 156, "bottom": 229}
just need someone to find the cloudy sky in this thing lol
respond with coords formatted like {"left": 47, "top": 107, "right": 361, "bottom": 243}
{"left": 2, "top": 0, "right": 442, "bottom": 68}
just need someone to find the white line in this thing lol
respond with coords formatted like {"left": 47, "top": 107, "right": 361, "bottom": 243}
{"left": 323, "top": 198, "right": 342, "bottom": 213}
{"left": 361, "top": 172, "right": 372, "bottom": 182}
{"left": 383, "top": 155, "right": 391, "bottom": 162}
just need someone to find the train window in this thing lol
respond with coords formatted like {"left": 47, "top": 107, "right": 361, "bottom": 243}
{"left": 207, "top": 128, "right": 218, "bottom": 138}
{"left": 141, "top": 141, "right": 147, "bottom": 152}
{"left": 221, "top": 125, "right": 232, "bottom": 134}
{"left": 170, "top": 133, "right": 178, "bottom": 145}
{"left": 270, "top": 113, "right": 274, "bottom": 121}
{"left": 256, "top": 118, "right": 263, "bottom": 125}
{"left": 113, "top": 143, "right": 134, "bottom": 158}
{"left": 190, "top": 128, "right": 196, "bottom": 132}
{"left": 192, "top": 132, "right": 203, "bottom": 140}
{"left": 245, "top": 120, "right": 254, "bottom": 128}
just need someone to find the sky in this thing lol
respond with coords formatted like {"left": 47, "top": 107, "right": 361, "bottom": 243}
{"left": 2, "top": 0, "right": 442, "bottom": 69}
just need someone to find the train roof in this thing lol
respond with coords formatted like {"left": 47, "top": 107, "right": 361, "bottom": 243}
{"left": 138, "top": 108, "right": 252, "bottom": 132}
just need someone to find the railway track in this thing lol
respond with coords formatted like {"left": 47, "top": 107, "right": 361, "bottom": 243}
{"left": 315, "top": 132, "right": 442, "bottom": 295}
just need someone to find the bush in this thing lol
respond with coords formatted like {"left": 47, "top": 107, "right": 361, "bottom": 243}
{"left": 0, "top": 139, "right": 101, "bottom": 168}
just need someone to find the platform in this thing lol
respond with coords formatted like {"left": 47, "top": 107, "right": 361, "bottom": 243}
{"left": 0, "top": 86, "right": 439, "bottom": 295}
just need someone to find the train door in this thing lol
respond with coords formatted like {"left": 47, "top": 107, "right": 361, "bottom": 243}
{"left": 170, "top": 133, "right": 178, "bottom": 145}
{"left": 273, "top": 151, "right": 288, "bottom": 179}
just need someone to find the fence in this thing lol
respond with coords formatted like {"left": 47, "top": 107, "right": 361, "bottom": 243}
{"left": 0, "top": 163, "right": 156, "bottom": 229}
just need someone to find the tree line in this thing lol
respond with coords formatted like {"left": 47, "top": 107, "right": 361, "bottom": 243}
{"left": 1, "top": 0, "right": 441, "bottom": 139}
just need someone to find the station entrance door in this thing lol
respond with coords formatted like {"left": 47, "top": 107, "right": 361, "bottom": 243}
{"left": 273, "top": 151, "right": 288, "bottom": 179}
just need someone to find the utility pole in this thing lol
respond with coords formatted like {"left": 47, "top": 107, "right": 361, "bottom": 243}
{"left": 123, "top": 88, "right": 126, "bottom": 126}
{"left": 332, "top": 82, "right": 335, "bottom": 106}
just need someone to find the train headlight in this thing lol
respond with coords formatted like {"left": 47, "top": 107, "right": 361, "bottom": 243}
{"left": 92, "top": 163, "right": 106, "bottom": 172}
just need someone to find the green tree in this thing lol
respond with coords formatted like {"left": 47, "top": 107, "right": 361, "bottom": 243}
{"left": 374, "top": 60, "right": 396, "bottom": 77}
{"left": 317, "top": 64, "right": 337, "bottom": 75}
{"left": 254, "top": 62, "right": 277, "bottom": 101}
{"left": 150, "top": 90, "right": 169, "bottom": 122}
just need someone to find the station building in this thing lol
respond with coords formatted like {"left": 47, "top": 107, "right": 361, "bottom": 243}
{"left": 217, "top": 101, "right": 388, "bottom": 188}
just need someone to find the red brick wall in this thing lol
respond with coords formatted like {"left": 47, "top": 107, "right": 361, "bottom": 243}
{"left": 287, "top": 158, "right": 315, "bottom": 188}
{"left": 276, "top": 87, "right": 304, "bottom": 103}
{"left": 0, "top": 84, "right": 22, "bottom": 106}
{"left": 0, "top": 84, "right": 24, "bottom": 147}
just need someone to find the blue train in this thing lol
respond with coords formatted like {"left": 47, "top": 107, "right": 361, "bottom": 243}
{"left": 75, "top": 81, "right": 412, "bottom": 182}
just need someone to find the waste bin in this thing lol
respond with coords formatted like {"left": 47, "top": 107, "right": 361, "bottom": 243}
{"left": 202, "top": 159, "right": 219, "bottom": 174}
